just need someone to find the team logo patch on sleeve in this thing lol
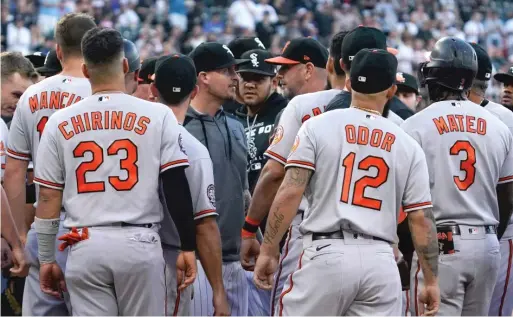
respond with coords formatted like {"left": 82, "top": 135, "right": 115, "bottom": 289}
{"left": 207, "top": 184, "right": 216, "bottom": 207}
{"left": 178, "top": 133, "right": 187, "bottom": 155}
{"left": 290, "top": 135, "right": 300, "bottom": 154}
{"left": 271, "top": 125, "right": 284, "bottom": 145}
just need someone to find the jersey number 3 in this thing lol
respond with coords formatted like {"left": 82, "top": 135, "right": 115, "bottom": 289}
{"left": 340, "top": 153, "right": 389, "bottom": 211}
{"left": 450, "top": 140, "right": 476, "bottom": 191}
{"left": 74, "top": 139, "right": 138, "bottom": 193}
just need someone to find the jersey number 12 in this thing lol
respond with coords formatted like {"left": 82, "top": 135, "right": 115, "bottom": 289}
{"left": 340, "top": 152, "right": 389, "bottom": 211}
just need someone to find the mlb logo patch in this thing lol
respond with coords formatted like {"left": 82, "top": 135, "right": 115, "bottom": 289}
{"left": 62, "top": 78, "right": 72, "bottom": 84}
{"left": 358, "top": 76, "right": 366, "bottom": 82}
{"left": 98, "top": 96, "right": 110, "bottom": 102}
{"left": 173, "top": 87, "right": 181, "bottom": 92}
{"left": 468, "top": 228, "right": 479, "bottom": 234}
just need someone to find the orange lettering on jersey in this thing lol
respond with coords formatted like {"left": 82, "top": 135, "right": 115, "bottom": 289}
{"left": 71, "top": 115, "right": 86, "bottom": 134}
{"left": 312, "top": 107, "right": 322, "bottom": 116}
{"left": 49, "top": 91, "right": 61, "bottom": 109}
{"left": 345, "top": 125, "right": 356, "bottom": 144}
{"left": 91, "top": 111, "right": 103, "bottom": 130}
{"left": 477, "top": 118, "right": 486, "bottom": 135}
{"left": 381, "top": 132, "right": 395, "bottom": 152}
{"left": 433, "top": 116, "right": 450, "bottom": 135}
{"left": 83, "top": 112, "right": 91, "bottom": 131}
{"left": 75, "top": 96, "right": 82, "bottom": 103}
{"left": 60, "top": 92, "right": 69, "bottom": 108}
{"left": 29, "top": 95, "right": 39, "bottom": 113}
{"left": 447, "top": 115, "right": 459, "bottom": 132}
{"left": 370, "top": 129, "right": 383, "bottom": 147}
{"left": 40, "top": 92, "right": 48, "bottom": 110}
{"left": 454, "top": 114, "right": 465, "bottom": 131}
{"left": 135, "top": 116, "right": 150, "bottom": 135}
{"left": 123, "top": 112, "right": 136, "bottom": 131}
{"left": 301, "top": 114, "right": 311, "bottom": 123}
{"left": 357, "top": 126, "right": 369, "bottom": 145}
{"left": 466, "top": 116, "right": 476, "bottom": 133}
{"left": 111, "top": 111, "right": 123, "bottom": 130}
{"left": 58, "top": 122, "right": 74, "bottom": 140}
{"left": 104, "top": 110, "right": 110, "bottom": 129}
{"left": 66, "top": 94, "right": 76, "bottom": 107}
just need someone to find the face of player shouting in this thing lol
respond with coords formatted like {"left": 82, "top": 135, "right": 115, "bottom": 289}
{"left": 206, "top": 66, "right": 239, "bottom": 101}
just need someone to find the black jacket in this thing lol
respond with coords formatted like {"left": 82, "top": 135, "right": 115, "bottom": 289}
{"left": 325, "top": 90, "right": 415, "bottom": 119}
{"left": 234, "top": 92, "right": 288, "bottom": 193}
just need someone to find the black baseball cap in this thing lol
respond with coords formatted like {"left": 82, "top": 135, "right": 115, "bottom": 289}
{"left": 189, "top": 42, "right": 250, "bottom": 74}
{"left": 469, "top": 42, "right": 492, "bottom": 81}
{"left": 36, "top": 50, "right": 62, "bottom": 76}
{"left": 152, "top": 54, "right": 197, "bottom": 103}
{"left": 25, "top": 52, "right": 46, "bottom": 68}
{"left": 265, "top": 37, "right": 328, "bottom": 68}
{"left": 494, "top": 66, "right": 513, "bottom": 84}
{"left": 138, "top": 56, "right": 158, "bottom": 84}
{"left": 341, "top": 26, "right": 398, "bottom": 70}
{"left": 123, "top": 39, "right": 141, "bottom": 73}
{"left": 350, "top": 49, "right": 398, "bottom": 94}
{"left": 236, "top": 49, "right": 277, "bottom": 77}
{"left": 395, "top": 72, "right": 419, "bottom": 94}
{"left": 228, "top": 37, "right": 266, "bottom": 59}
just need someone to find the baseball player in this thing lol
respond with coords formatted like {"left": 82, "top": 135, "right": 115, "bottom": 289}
{"left": 150, "top": 54, "right": 230, "bottom": 316}
{"left": 123, "top": 38, "right": 141, "bottom": 95}
{"left": 395, "top": 72, "right": 422, "bottom": 112}
{"left": 468, "top": 43, "right": 513, "bottom": 317}
{"left": 253, "top": 48, "right": 440, "bottom": 316}
{"left": 402, "top": 37, "right": 513, "bottom": 316}
{"left": 33, "top": 27, "right": 196, "bottom": 316}
{"left": 240, "top": 34, "right": 339, "bottom": 315}
{"left": 36, "top": 49, "right": 63, "bottom": 78}
{"left": 133, "top": 57, "right": 158, "bottom": 101}
{"left": 3, "top": 13, "right": 96, "bottom": 316}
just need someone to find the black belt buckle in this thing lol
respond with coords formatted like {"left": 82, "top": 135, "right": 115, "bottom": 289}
{"left": 121, "top": 222, "right": 152, "bottom": 228}
{"left": 312, "top": 230, "right": 344, "bottom": 241}
{"left": 436, "top": 229, "right": 455, "bottom": 255}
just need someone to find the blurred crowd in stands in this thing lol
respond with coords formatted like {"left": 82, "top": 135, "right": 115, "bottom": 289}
{"left": 3, "top": 0, "right": 513, "bottom": 102}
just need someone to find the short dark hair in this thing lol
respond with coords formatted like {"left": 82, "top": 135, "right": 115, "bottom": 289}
{"left": 54, "top": 13, "right": 96, "bottom": 57}
{"left": 330, "top": 31, "right": 348, "bottom": 76}
{"left": 1, "top": 52, "right": 37, "bottom": 82}
{"left": 82, "top": 27, "right": 124, "bottom": 67}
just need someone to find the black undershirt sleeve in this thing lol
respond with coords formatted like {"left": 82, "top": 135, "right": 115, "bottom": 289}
{"left": 161, "top": 167, "right": 196, "bottom": 251}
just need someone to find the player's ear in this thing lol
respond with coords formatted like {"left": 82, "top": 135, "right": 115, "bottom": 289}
{"left": 387, "top": 85, "right": 398, "bottom": 100}
{"left": 133, "top": 69, "right": 140, "bottom": 81}
{"left": 416, "top": 94, "right": 422, "bottom": 107}
{"left": 326, "top": 56, "right": 334, "bottom": 75}
{"left": 346, "top": 78, "right": 352, "bottom": 92}
{"left": 82, "top": 63, "right": 90, "bottom": 79}
{"left": 56, "top": 45, "right": 63, "bottom": 62}
{"left": 149, "top": 83, "right": 159, "bottom": 100}
{"left": 271, "top": 75, "right": 279, "bottom": 90}
{"left": 122, "top": 58, "right": 129, "bottom": 75}
{"left": 304, "top": 62, "right": 314, "bottom": 80}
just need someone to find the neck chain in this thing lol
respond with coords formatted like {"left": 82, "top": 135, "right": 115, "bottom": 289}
{"left": 351, "top": 105, "right": 382, "bottom": 116}
{"left": 93, "top": 90, "right": 125, "bottom": 95}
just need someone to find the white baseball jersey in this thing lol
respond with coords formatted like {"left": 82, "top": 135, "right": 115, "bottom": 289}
{"left": 33, "top": 93, "right": 189, "bottom": 227}
{"left": 387, "top": 110, "right": 404, "bottom": 126}
{"left": 401, "top": 100, "right": 513, "bottom": 226}
{"left": 7, "top": 75, "right": 91, "bottom": 164}
{"left": 160, "top": 125, "right": 218, "bottom": 247}
{"left": 0, "top": 119, "right": 8, "bottom": 180}
{"left": 286, "top": 108, "right": 432, "bottom": 243}
{"left": 265, "top": 89, "right": 341, "bottom": 210}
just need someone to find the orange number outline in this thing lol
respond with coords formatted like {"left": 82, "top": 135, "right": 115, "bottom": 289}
{"left": 74, "top": 141, "right": 105, "bottom": 194}
{"left": 340, "top": 152, "right": 390, "bottom": 211}
{"left": 449, "top": 140, "right": 476, "bottom": 191}
{"left": 37, "top": 116, "right": 49, "bottom": 140}
{"left": 107, "top": 139, "right": 139, "bottom": 191}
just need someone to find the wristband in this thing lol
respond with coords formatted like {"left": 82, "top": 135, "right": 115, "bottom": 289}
{"left": 243, "top": 216, "right": 260, "bottom": 233}
{"left": 34, "top": 217, "right": 60, "bottom": 264}
{"left": 241, "top": 228, "right": 256, "bottom": 239}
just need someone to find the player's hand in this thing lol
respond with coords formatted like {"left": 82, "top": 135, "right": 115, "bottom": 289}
{"left": 9, "top": 246, "right": 29, "bottom": 277}
{"left": 418, "top": 283, "right": 440, "bottom": 316}
{"left": 253, "top": 253, "right": 278, "bottom": 290}
{"left": 240, "top": 237, "right": 260, "bottom": 271}
{"left": 1, "top": 238, "right": 13, "bottom": 269}
{"left": 176, "top": 251, "right": 197, "bottom": 291}
{"left": 39, "top": 262, "right": 66, "bottom": 298}
{"left": 213, "top": 291, "right": 230, "bottom": 316}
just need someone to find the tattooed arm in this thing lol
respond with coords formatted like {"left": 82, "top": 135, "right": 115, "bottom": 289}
{"left": 260, "top": 167, "right": 312, "bottom": 255}
{"left": 408, "top": 207, "right": 439, "bottom": 285}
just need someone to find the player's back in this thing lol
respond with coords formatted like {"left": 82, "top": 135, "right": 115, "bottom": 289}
{"left": 293, "top": 108, "right": 427, "bottom": 243}
{"left": 7, "top": 75, "right": 91, "bottom": 164}
{"left": 401, "top": 100, "right": 513, "bottom": 226}
{"left": 39, "top": 93, "right": 187, "bottom": 228}
{"left": 484, "top": 100, "right": 513, "bottom": 135}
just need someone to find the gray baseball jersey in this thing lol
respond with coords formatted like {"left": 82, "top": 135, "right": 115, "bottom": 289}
{"left": 160, "top": 125, "right": 218, "bottom": 247}
{"left": 34, "top": 93, "right": 189, "bottom": 227}
{"left": 401, "top": 100, "right": 513, "bottom": 226}
{"left": 0, "top": 118, "right": 8, "bottom": 180}
{"left": 286, "top": 108, "right": 432, "bottom": 243}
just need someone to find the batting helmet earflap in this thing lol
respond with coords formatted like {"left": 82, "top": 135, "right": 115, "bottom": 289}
{"left": 123, "top": 39, "right": 141, "bottom": 73}
{"left": 419, "top": 37, "right": 478, "bottom": 91}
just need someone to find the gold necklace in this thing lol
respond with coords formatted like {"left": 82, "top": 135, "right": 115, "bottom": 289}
{"left": 351, "top": 105, "right": 382, "bottom": 116}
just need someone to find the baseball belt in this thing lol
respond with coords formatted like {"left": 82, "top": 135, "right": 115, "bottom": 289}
{"left": 311, "top": 230, "right": 390, "bottom": 243}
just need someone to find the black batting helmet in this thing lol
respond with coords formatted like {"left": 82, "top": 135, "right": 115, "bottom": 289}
{"left": 123, "top": 39, "right": 141, "bottom": 73}
{"left": 418, "top": 37, "right": 477, "bottom": 91}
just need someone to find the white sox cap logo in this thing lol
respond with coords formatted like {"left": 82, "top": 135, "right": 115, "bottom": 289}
{"left": 207, "top": 184, "right": 216, "bottom": 207}
{"left": 254, "top": 37, "right": 265, "bottom": 49}
{"left": 250, "top": 53, "right": 259, "bottom": 68}
{"left": 223, "top": 45, "right": 234, "bottom": 57}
